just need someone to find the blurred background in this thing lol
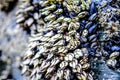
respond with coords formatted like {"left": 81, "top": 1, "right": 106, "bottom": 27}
{"left": 0, "top": 0, "right": 28, "bottom": 79}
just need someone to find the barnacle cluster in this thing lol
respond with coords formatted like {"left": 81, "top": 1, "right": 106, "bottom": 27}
{"left": 17, "top": 0, "right": 98, "bottom": 80}
{"left": 97, "top": 0, "right": 120, "bottom": 72}
{"left": 0, "top": 0, "right": 17, "bottom": 12}
{"left": 16, "top": 0, "right": 91, "bottom": 34}
{"left": 16, "top": 0, "right": 120, "bottom": 80}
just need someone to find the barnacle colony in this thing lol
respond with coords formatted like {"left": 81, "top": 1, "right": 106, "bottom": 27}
{"left": 16, "top": 0, "right": 120, "bottom": 79}
{"left": 97, "top": 1, "right": 120, "bottom": 72}
{"left": 16, "top": 0, "right": 91, "bottom": 34}
{"left": 17, "top": 0, "right": 95, "bottom": 80}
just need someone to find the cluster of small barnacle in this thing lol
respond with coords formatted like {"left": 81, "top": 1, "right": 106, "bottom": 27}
{"left": 16, "top": 0, "right": 91, "bottom": 34}
{"left": 16, "top": 0, "right": 120, "bottom": 80}
{"left": 97, "top": 0, "right": 120, "bottom": 72}
{"left": 18, "top": 0, "right": 95, "bottom": 80}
